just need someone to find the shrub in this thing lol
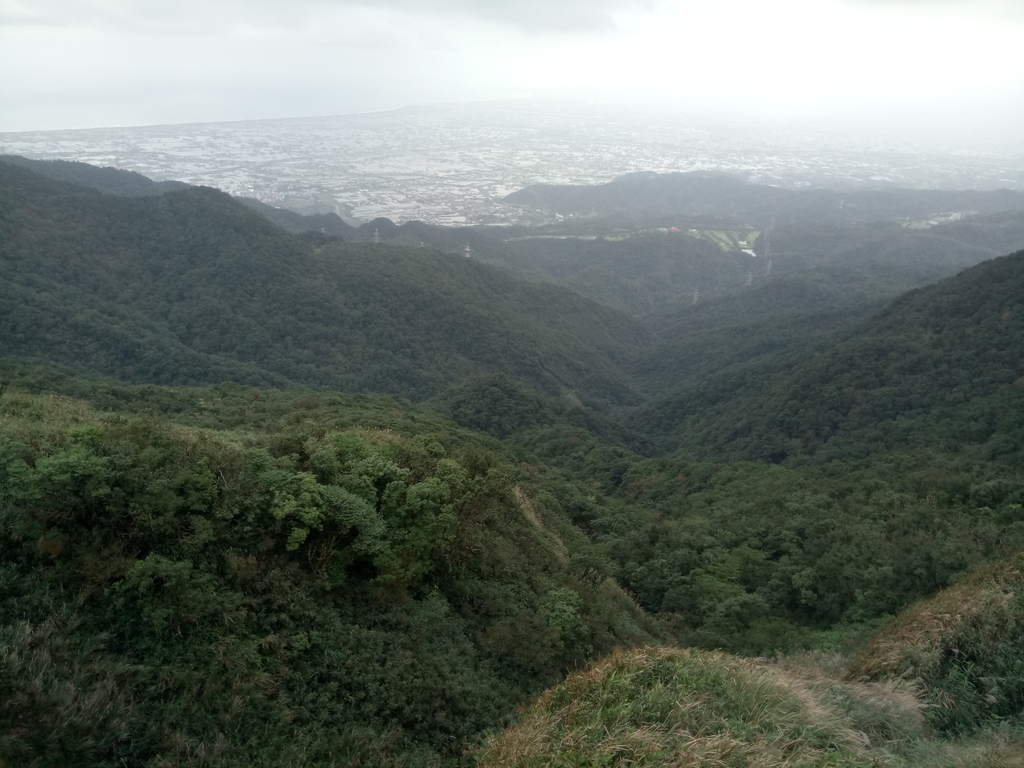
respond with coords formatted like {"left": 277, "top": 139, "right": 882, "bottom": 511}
{"left": 847, "top": 553, "right": 1024, "bottom": 735}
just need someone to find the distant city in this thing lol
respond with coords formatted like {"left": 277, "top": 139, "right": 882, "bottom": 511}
{"left": 3, "top": 99, "right": 1022, "bottom": 227}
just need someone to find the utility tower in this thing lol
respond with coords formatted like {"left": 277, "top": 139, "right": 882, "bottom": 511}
{"left": 464, "top": 244, "right": 472, "bottom": 258}
{"left": 374, "top": 228, "right": 380, "bottom": 244}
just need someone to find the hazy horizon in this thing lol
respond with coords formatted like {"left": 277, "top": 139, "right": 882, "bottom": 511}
{"left": 2, "top": 0, "right": 1023, "bottom": 151}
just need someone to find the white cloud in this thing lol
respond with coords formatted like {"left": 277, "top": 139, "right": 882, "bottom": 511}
{"left": 0, "top": 0, "right": 655, "bottom": 34}
{"left": 840, "top": 0, "right": 1024, "bottom": 23}
{"left": 0, "top": 0, "right": 1021, "bottom": 134}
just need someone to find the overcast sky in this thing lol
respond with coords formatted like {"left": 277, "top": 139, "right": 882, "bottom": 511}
{"left": 1, "top": 0, "right": 1022, "bottom": 143}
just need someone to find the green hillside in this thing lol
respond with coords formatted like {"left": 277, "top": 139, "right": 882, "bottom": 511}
{"left": 9, "top": 371, "right": 1022, "bottom": 765}
{"left": 0, "top": 160, "right": 645, "bottom": 406}
{"left": 5, "top": 158, "right": 1024, "bottom": 765}
{"left": 497, "top": 232, "right": 752, "bottom": 316}
{"left": 766, "top": 215, "right": 1024, "bottom": 277}
{"left": 0, "top": 384, "right": 662, "bottom": 766}
{"left": 0, "top": 154, "right": 190, "bottom": 197}
{"left": 625, "top": 214, "right": 1024, "bottom": 395}
{"left": 506, "top": 170, "right": 1024, "bottom": 226}
{"left": 470, "top": 209, "right": 1024, "bottom": 322}
{"left": 631, "top": 249, "right": 1024, "bottom": 462}
{"left": 634, "top": 266, "right": 916, "bottom": 393}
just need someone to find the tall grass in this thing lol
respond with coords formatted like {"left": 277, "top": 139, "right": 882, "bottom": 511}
{"left": 848, "top": 553, "right": 1024, "bottom": 735}
{"left": 479, "top": 645, "right": 1024, "bottom": 767}
{"left": 477, "top": 646, "right": 899, "bottom": 767}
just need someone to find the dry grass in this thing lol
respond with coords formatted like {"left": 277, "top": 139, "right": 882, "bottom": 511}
{"left": 842, "top": 553, "right": 1024, "bottom": 738}
{"left": 512, "top": 485, "right": 569, "bottom": 562}
{"left": 847, "top": 554, "right": 1023, "bottom": 684}
{"left": 770, "top": 652, "right": 927, "bottom": 755}
{"left": 478, "top": 645, "right": 1024, "bottom": 767}
{"left": 477, "top": 646, "right": 899, "bottom": 767}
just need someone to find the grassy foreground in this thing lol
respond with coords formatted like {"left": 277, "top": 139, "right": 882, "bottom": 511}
{"left": 478, "top": 554, "right": 1024, "bottom": 766}
{"left": 477, "top": 646, "right": 1024, "bottom": 767}
{"left": 849, "top": 552, "right": 1024, "bottom": 736}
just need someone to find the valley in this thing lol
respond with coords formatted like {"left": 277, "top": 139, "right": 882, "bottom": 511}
{"left": 2, "top": 153, "right": 1024, "bottom": 767}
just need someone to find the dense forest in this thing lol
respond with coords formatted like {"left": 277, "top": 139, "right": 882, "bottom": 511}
{"left": 505, "top": 170, "right": 1024, "bottom": 225}
{"left": 0, "top": 160, "right": 646, "bottom": 406}
{"left": 3, "top": 157, "right": 1024, "bottom": 766}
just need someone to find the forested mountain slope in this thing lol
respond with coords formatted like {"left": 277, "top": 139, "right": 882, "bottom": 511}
{"left": 0, "top": 384, "right": 664, "bottom": 765}
{"left": 634, "top": 267, "right": 902, "bottom": 392}
{"left": 0, "top": 154, "right": 190, "bottom": 197}
{"left": 506, "top": 170, "right": 1024, "bottom": 225}
{"left": 0, "top": 156, "right": 528, "bottom": 264}
{"left": 0, "top": 162, "right": 646, "bottom": 405}
{"left": 5, "top": 158, "right": 1024, "bottom": 765}
{"left": 9, "top": 369, "right": 1020, "bottom": 766}
{"left": 236, "top": 195, "right": 359, "bottom": 238}
{"left": 353, "top": 217, "right": 523, "bottom": 266}
{"left": 631, "top": 249, "right": 1024, "bottom": 462}
{"left": 13, "top": 155, "right": 1020, "bottom": 339}
{"left": 766, "top": 214, "right": 1024, "bottom": 277}
{"left": 496, "top": 232, "right": 753, "bottom": 316}
{"left": 472, "top": 211, "right": 1024, "bottom": 321}
{"left": 634, "top": 210, "right": 1024, "bottom": 391}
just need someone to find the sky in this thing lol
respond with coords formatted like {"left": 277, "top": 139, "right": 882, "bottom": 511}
{"left": 1, "top": 0, "right": 1023, "bottom": 144}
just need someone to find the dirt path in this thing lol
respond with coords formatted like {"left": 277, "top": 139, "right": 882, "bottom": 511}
{"left": 512, "top": 485, "right": 568, "bottom": 562}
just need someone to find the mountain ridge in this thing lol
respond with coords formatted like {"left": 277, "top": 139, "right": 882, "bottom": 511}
{"left": 506, "top": 170, "right": 1024, "bottom": 226}
{"left": 0, "top": 159, "right": 646, "bottom": 405}
{"left": 630, "top": 248, "right": 1024, "bottom": 462}
{"left": 5, "top": 156, "right": 1024, "bottom": 765}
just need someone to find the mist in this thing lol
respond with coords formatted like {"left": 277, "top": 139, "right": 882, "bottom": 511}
{"left": 2, "top": 0, "right": 1022, "bottom": 151}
